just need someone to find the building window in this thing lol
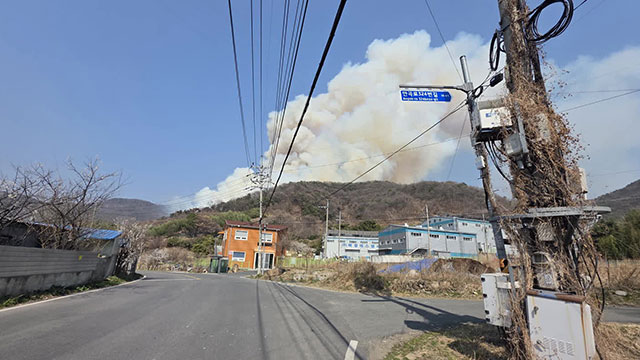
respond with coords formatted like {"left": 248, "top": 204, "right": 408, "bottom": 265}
{"left": 345, "top": 249, "right": 359, "bottom": 253}
{"left": 463, "top": 237, "right": 473, "bottom": 241}
{"left": 446, "top": 235, "right": 456, "bottom": 240}
{"left": 430, "top": 234, "right": 439, "bottom": 238}
{"left": 410, "top": 232, "right": 422, "bottom": 237}
{"left": 231, "top": 251, "right": 245, "bottom": 261}
{"left": 327, "top": 240, "right": 335, "bottom": 243}
{"left": 392, "top": 239, "right": 397, "bottom": 244}
{"left": 462, "top": 222, "right": 468, "bottom": 226}
{"left": 234, "top": 230, "right": 248, "bottom": 240}
{"left": 476, "top": 224, "right": 481, "bottom": 228}
{"left": 261, "top": 233, "right": 273, "bottom": 242}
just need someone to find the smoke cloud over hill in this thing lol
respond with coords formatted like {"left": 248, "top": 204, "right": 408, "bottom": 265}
{"left": 173, "top": 30, "right": 640, "bottom": 211}
{"left": 170, "top": 31, "right": 496, "bottom": 211}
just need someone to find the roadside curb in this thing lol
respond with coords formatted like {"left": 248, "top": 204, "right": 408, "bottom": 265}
{"left": 0, "top": 275, "right": 146, "bottom": 314}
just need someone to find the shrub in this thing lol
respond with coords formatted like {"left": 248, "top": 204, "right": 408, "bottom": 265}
{"left": 166, "top": 237, "right": 193, "bottom": 249}
{"left": 351, "top": 262, "right": 387, "bottom": 292}
{"left": 210, "top": 211, "right": 251, "bottom": 227}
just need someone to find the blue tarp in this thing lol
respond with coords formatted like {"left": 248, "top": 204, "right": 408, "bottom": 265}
{"left": 381, "top": 258, "right": 438, "bottom": 273}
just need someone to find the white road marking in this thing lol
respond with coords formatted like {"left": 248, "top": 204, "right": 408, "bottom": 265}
{"left": 344, "top": 340, "right": 358, "bottom": 360}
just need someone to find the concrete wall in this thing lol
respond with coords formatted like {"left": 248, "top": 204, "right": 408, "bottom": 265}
{"left": 0, "top": 245, "right": 108, "bottom": 297}
{"left": 370, "top": 255, "right": 414, "bottom": 263}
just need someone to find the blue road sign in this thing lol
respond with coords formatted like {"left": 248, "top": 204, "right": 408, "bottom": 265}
{"left": 400, "top": 90, "right": 452, "bottom": 102}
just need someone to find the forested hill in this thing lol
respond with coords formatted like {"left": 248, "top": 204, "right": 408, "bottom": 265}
{"left": 596, "top": 179, "right": 640, "bottom": 218}
{"left": 197, "top": 181, "right": 512, "bottom": 239}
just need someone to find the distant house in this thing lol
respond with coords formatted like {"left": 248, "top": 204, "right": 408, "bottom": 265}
{"left": 221, "top": 220, "right": 287, "bottom": 270}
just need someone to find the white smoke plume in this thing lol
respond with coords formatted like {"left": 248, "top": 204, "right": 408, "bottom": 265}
{"left": 175, "top": 31, "right": 640, "bottom": 210}
{"left": 177, "top": 31, "right": 498, "bottom": 210}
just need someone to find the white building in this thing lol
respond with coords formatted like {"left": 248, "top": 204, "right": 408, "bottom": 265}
{"left": 323, "top": 230, "right": 379, "bottom": 260}
{"left": 423, "top": 216, "right": 498, "bottom": 254}
{"left": 378, "top": 216, "right": 514, "bottom": 258}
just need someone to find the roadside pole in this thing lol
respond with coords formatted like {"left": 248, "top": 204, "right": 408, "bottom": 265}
{"left": 258, "top": 187, "right": 263, "bottom": 274}
{"left": 425, "top": 204, "right": 431, "bottom": 255}
{"left": 338, "top": 210, "right": 342, "bottom": 259}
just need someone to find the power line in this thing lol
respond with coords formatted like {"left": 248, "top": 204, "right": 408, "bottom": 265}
{"left": 282, "top": 135, "right": 462, "bottom": 173}
{"left": 327, "top": 101, "right": 468, "bottom": 198}
{"left": 259, "top": 0, "right": 264, "bottom": 161}
{"left": 574, "top": 0, "right": 589, "bottom": 10}
{"left": 265, "top": 0, "right": 348, "bottom": 212}
{"left": 227, "top": 0, "right": 252, "bottom": 167}
{"left": 423, "top": 0, "right": 462, "bottom": 82}
{"left": 269, "top": 0, "right": 309, "bottom": 177}
{"left": 446, "top": 113, "right": 467, "bottom": 180}
{"left": 250, "top": 0, "right": 258, "bottom": 164}
{"left": 560, "top": 89, "right": 640, "bottom": 112}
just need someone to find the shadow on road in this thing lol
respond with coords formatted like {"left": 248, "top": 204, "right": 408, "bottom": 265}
{"left": 266, "top": 282, "right": 364, "bottom": 360}
{"left": 361, "top": 295, "right": 482, "bottom": 331}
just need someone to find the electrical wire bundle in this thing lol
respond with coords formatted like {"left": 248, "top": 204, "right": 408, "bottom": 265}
{"left": 489, "top": 0, "right": 575, "bottom": 69}
{"left": 525, "top": 0, "right": 574, "bottom": 43}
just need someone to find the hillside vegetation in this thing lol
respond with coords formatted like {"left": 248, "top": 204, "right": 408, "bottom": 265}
{"left": 202, "top": 180, "right": 512, "bottom": 240}
{"left": 596, "top": 179, "right": 640, "bottom": 219}
{"left": 141, "top": 181, "right": 510, "bottom": 258}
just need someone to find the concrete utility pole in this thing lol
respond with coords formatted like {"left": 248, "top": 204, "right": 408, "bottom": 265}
{"left": 251, "top": 164, "right": 271, "bottom": 275}
{"left": 319, "top": 200, "right": 329, "bottom": 257}
{"left": 425, "top": 204, "right": 431, "bottom": 255}
{"left": 258, "top": 187, "right": 263, "bottom": 274}
{"left": 400, "top": 56, "right": 510, "bottom": 263}
{"left": 458, "top": 56, "right": 509, "bottom": 262}
{"left": 338, "top": 210, "right": 342, "bottom": 258}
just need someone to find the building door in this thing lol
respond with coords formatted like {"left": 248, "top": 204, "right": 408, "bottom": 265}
{"left": 253, "top": 253, "right": 275, "bottom": 269}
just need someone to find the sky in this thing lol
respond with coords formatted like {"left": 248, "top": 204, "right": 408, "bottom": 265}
{"left": 0, "top": 0, "right": 638, "bottom": 209}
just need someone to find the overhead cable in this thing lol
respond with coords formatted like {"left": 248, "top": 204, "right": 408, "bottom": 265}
{"left": 265, "top": 0, "right": 348, "bottom": 212}
{"left": 227, "top": 0, "right": 253, "bottom": 167}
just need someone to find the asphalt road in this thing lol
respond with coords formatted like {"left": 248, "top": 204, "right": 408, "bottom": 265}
{"left": 0, "top": 271, "right": 638, "bottom": 360}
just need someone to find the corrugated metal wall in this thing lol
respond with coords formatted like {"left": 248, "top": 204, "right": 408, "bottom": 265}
{"left": 0, "top": 246, "right": 100, "bottom": 278}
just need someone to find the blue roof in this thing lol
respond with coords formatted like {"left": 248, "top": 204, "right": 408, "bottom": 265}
{"left": 25, "top": 221, "right": 122, "bottom": 240}
{"left": 84, "top": 228, "right": 122, "bottom": 240}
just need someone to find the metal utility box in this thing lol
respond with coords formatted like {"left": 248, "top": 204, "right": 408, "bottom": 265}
{"left": 481, "top": 273, "right": 517, "bottom": 327}
{"left": 527, "top": 291, "right": 596, "bottom": 359}
{"left": 479, "top": 107, "right": 510, "bottom": 129}
{"left": 476, "top": 107, "right": 512, "bottom": 141}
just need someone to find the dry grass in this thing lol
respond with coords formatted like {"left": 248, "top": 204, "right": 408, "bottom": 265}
{"left": 597, "top": 322, "right": 640, "bottom": 359}
{"left": 382, "top": 322, "right": 639, "bottom": 360}
{"left": 383, "top": 322, "right": 507, "bottom": 360}
{"left": 599, "top": 260, "right": 640, "bottom": 306}
{"left": 263, "top": 260, "right": 484, "bottom": 299}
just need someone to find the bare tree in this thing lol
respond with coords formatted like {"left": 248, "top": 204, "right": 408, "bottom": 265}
{"left": 0, "top": 166, "right": 45, "bottom": 232}
{"left": 115, "top": 218, "right": 150, "bottom": 277}
{"left": 28, "top": 159, "right": 122, "bottom": 249}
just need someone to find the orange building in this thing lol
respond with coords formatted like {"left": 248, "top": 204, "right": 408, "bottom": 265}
{"left": 221, "top": 220, "right": 287, "bottom": 269}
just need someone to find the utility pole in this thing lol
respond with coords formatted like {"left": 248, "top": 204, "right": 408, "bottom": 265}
{"left": 338, "top": 210, "right": 342, "bottom": 258}
{"left": 250, "top": 164, "right": 271, "bottom": 275}
{"left": 319, "top": 200, "right": 329, "bottom": 257}
{"left": 425, "top": 204, "right": 431, "bottom": 255}
{"left": 400, "top": 56, "right": 509, "bottom": 263}
{"left": 258, "top": 187, "right": 263, "bottom": 274}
